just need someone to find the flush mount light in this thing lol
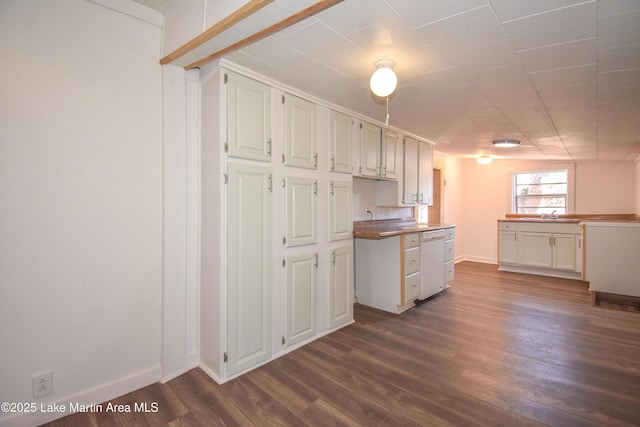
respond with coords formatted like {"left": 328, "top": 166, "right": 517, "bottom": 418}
{"left": 492, "top": 139, "right": 521, "bottom": 148}
{"left": 369, "top": 60, "right": 397, "bottom": 97}
{"left": 476, "top": 155, "right": 493, "bottom": 165}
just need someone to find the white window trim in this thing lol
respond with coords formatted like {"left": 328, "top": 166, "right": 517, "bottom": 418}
{"left": 509, "top": 163, "right": 575, "bottom": 214}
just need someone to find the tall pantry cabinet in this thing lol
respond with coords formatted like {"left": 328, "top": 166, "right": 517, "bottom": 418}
{"left": 200, "top": 66, "right": 354, "bottom": 383}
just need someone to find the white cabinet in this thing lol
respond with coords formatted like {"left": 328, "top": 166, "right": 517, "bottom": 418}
{"left": 402, "top": 233, "right": 421, "bottom": 304}
{"left": 283, "top": 93, "right": 317, "bottom": 169}
{"left": 403, "top": 136, "right": 433, "bottom": 205}
{"left": 498, "top": 221, "right": 581, "bottom": 279}
{"left": 284, "top": 176, "right": 317, "bottom": 247}
{"left": 226, "top": 71, "right": 271, "bottom": 162}
{"left": 329, "top": 110, "right": 353, "bottom": 174}
{"left": 284, "top": 253, "right": 317, "bottom": 346}
{"left": 226, "top": 162, "right": 272, "bottom": 376}
{"left": 328, "top": 180, "right": 352, "bottom": 242}
{"left": 358, "top": 121, "right": 397, "bottom": 180}
{"left": 329, "top": 245, "right": 353, "bottom": 329}
{"left": 444, "top": 227, "right": 455, "bottom": 284}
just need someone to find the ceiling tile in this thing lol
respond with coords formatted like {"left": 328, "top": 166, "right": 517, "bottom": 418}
{"left": 598, "top": 0, "right": 640, "bottom": 18}
{"left": 385, "top": 0, "right": 489, "bottom": 28}
{"left": 279, "top": 21, "right": 356, "bottom": 63}
{"left": 490, "top": 0, "right": 588, "bottom": 22}
{"left": 529, "top": 64, "right": 597, "bottom": 89}
{"left": 345, "top": 16, "right": 430, "bottom": 57}
{"left": 597, "top": 10, "right": 640, "bottom": 49}
{"left": 501, "top": 2, "right": 596, "bottom": 51}
{"left": 417, "top": 5, "right": 506, "bottom": 53}
{"left": 314, "top": 0, "right": 398, "bottom": 35}
{"left": 598, "top": 45, "right": 640, "bottom": 72}
{"left": 445, "top": 39, "right": 520, "bottom": 74}
{"left": 517, "top": 38, "right": 596, "bottom": 73}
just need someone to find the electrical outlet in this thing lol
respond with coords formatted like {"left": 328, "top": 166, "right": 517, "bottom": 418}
{"left": 32, "top": 370, "right": 53, "bottom": 398}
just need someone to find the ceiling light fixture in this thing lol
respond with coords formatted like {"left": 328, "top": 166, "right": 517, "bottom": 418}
{"left": 476, "top": 155, "right": 493, "bottom": 165}
{"left": 492, "top": 139, "right": 521, "bottom": 148}
{"left": 370, "top": 60, "right": 397, "bottom": 126}
{"left": 370, "top": 60, "right": 397, "bottom": 97}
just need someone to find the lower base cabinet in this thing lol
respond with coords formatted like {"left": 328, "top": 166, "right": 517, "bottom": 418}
{"left": 330, "top": 245, "right": 354, "bottom": 328}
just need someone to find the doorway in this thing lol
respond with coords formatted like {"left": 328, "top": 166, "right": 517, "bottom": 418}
{"left": 428, "top": 168, "right": 442, "bottom": 224}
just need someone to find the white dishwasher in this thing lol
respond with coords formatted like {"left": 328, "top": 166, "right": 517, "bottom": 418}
{"left": 420, "top": 229, "right": 445, "bottom": 300}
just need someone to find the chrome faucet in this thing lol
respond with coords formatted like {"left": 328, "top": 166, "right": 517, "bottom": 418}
{"left": 365, "top": 209, "right": 373, "bottom": 221}
{"left": 541, "top": 210, "right": 558, "bottom": 219}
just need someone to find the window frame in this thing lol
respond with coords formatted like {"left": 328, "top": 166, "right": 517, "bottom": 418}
{"left": 511, "top": 167, "right": 574, "bottom": 215}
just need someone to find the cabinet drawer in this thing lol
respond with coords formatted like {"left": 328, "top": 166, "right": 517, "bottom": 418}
{"left": 404, "top": 247, "right": 420, "bottom": 275}
{"left": 444, "top": 260, "right": 454, "bottom": 283}
{"left": 444, "top": 227, "right": 455, "bottom": 240}
{"left": 498, "top": 221, "right": 517, "bottom": 231}
{"left": 444, "top": 240, "right": 454, "bottom": 262}
{"left": 404, "top": 273, "right": 420, "bottom": 303}
{"left": 403, "top": 233, "right": 420, "bottom": 249}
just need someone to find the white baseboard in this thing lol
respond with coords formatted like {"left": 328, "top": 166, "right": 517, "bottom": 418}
{"left": 0, "top": 365, "right": 161, "bottom": 427}
{"left": 459, "top": 255, "right": 497, "bottom": 264}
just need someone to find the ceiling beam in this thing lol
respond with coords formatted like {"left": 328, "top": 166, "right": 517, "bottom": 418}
{"left": 159, "top": 0, "right": 273, "bottom": 65}
{"left": 183, "top": 0, "right": 345, "bottom": 70}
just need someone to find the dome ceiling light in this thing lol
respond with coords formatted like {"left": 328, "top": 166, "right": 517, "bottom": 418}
{"left": 476, "top": 155, "right": 493, "bottom": 165}
{"left": 369, "top": 59, "right": 397, "bottom": 126}
{"left": 492, "top": 139, "right": 521, "bottom": 148}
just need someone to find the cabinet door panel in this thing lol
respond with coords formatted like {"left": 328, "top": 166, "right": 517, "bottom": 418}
{"left": 404, "top": 273, "right": 420, "bottom": 304}
{"left": 418, "top": 141, "right": 433, "bottom": 205}
{"left": 360, "top": 121, "right": 382, "bottom": 177}
{"left": 227, "top": 71, "right": 271, "bottom": 162}
{"left": 226, "top": 163, "right": 272, "bottom": 375}
{"left": 285, "top": 253, "right": 317, "bottom": 345}
{"left": 499, "top": 231, "right": 518, "bottom": 264}
{"left": 330, "top": 110, "right": 353, "bottom": 173}
{"left": 552, "top": 233, "right": 576, "bottom": 270}
{"left": 285, "top": 177, "right": 317, "bottom": 247}
{"left": 383, "top": 130, "right": 398, "bottom": 179}
{"left": 518, "top": 232, "right": 552, "bottom": 268}
{"left": 329, "top": 181, "right": 353, "bottom": 241}
{"left": 330, "top": 246, "right": 353, "bottom": 328}
{"left": 284, "top": 94, "right": 316, "bottom": 169}
{"left": 403, "top": 137, "right": 419, "bottom": 204}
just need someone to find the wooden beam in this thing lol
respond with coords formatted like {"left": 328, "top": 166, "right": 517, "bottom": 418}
{"left": 183, "top": 0, "right": 345, "bottom": 70}
{"left": 159, "top": 0, "right": 273, "bottom": 65}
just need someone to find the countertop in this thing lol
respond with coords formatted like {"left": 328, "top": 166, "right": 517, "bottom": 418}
{"left": 500, "top": 214, "right": 640, "bottom": 224}
{"left": 353, "top": 219, "right": 455, "bottom": 240}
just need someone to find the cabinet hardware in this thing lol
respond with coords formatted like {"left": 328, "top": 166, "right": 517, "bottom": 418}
{"left": 282, "top": 336, "right": 286, "bottom": 345}
{"left": 282, "top": 94, "right": 285, "bottom": 104}
{"left": 330, "top": 183, "right": 334, "bottom": 195}
{"left": 282, "top": 153, "right": 285, "bottom": 163}
{"left": 313, "top": 153, "right": 318, "bottom": 168}
{"left": 283, "top": 236, "right": 287, "bottom": 245}
{"left": 331, "top": 250, "right": 336, "bottom": 265}
{"left": 224, "top": 142, "right": 228, "bottom": 153}
{"left": 282, "top": 178, "right": 286, "bottom": 188}
{"left": 313, "top": 182, "right": 318, "bottom": 195}
{"left": 314, "top": 253, "right": 318, "bottom": 268}
{"left": 224, "top": 173, "right": 228, "bottom": 184}
{"left": 549, "top": 236, "right": 553, "bottom": 246}
{"left": 223, "top": 352, "right": 228, "bottom": 362}
{"left": 224, "top": 73, "right": 228, "bottom": 84}
{"left": 282, "top": 258, "right": 286, "bottom": 267}
{"left": 267, "top": 175, "right": 273, "bottom": 192}
{"left": 330, "top": 156, "right": 335, "bottom": 171}
{"left": 578, "top": 239, "right": 582, "bottom": 249}
{"left": 267, "top": 138, "right": 271, "bottom": 155}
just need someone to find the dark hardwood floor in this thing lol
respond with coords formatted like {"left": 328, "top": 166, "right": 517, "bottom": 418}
{"left": 43, "top": 262, "right": 640, "bottom": 426}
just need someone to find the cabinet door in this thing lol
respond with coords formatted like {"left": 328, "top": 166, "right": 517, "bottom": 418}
{"left": 418, "top": 141, "right": 433, "bottom": 205}
{"left": 575, "top": 235, "right": 583, "bottom": 274}
{"left": 330, "top": 246, "right": 353, "bottom": 328}
{"left": 284, "top": 253, "right": 317, "bottom": 346}
{"left": 552, "top": 233, "right": 576, "bottom": 270}
{"left": 360, "top": 121, "right": 382, "bottom": 177}
{"left": 284, "top": 93, "right": 316, "bottom": 169}
{"left": 498, "top": 231, "right": 518, "bottom": 264}
{"left": 383, "top": 130, "right": 398, "bottom": 179}
{"left": 226, "top": 163, "right": 272, "bottom": 376}
{"left": 226, "top": 71, "right": 271, "bottom": 162}
{"left": 328, "top": 180, "right": 353, "bottom": 241}
{"left": 518, "top": 232, "right": 552, "bottom": 268}
{"left": 329, "top": 110, "right": 352, "bottom": 174}
{"left": 284, "top": 177, "right": 317, "bottom": 247}
{"left": 403, "top": 273, "right": 420, "bottom": 304}
{"left": 403, "top": 137, "right": 419, "bottom": 204}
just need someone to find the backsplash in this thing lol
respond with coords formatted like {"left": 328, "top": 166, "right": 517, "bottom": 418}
{"left": 352, "top": 177, "right": 414, "bottom": 221}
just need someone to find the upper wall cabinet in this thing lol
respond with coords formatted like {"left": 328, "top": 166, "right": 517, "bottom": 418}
{"left": 329, "top": 110, "right": 353, "bottom": 174}
{"left": 284, "top": 176, "right": 317, "bottom": 248}
{"left": 358, "top": 121, "right": 397, "bottom": 180}
{"left": 283, "top": 93, "right": 317, "bottom": 170}
{"left": 403, "top": 136, "right": 433, "bottom": 205}
{"left": 226, "top": 71, "right": 271, "bottom": 162}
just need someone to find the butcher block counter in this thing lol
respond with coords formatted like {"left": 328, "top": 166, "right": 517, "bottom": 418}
{"left": 353, "top": 218, "right": 456, "bottom": 239}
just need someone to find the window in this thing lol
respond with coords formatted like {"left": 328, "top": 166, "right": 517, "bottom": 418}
{"left": 513, "top": 169, "right": 568, "bottom": 215}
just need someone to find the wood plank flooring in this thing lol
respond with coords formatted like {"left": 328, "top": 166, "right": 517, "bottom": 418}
{"left": 43, "top": 262, "right": 640, "bottom": 426}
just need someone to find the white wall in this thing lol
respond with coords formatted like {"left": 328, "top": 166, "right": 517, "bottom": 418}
{"left": 636, "top": 159, "right": 640, "bottom": 215}
{"left": 0, "top": 1, "right": 163, "bottom": 425}
{"left": 461, "top": 159, "right": 637, "bottom": 264}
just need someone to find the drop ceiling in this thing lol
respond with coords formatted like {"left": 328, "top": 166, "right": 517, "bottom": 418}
{"left": 144, "top": 0, "right": 640, "bottom": 161}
